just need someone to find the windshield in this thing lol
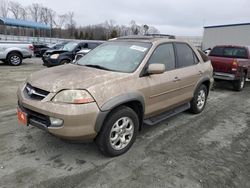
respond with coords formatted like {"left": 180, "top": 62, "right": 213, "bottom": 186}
{"left": 77, "top": 41, "right": 151, "bottom": 73}
{"left": 61, "top": 42, "right": 78, "bottom": 51}
{"left": 48, "top": 42, "right": 63, "bottom": 49}
{"left": 48, "top": 43, "right": 56, "bottom": 48}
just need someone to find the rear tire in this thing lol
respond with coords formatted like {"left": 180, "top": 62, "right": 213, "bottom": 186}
{"left": 190, "top": 84, "right": 208, "bottom": 114}
{"left": 95, "top": 106, "right": 139, "bottom": 157}
{"left": 233, "top": 75, "right": 246, "bottom": 91}
{"left": 7, "top": 52, "right": 22, "bottom": 66}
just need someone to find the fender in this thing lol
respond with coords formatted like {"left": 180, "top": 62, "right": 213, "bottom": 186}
{"left": 193, "top": 76, "right": 212, "bottom": 96}
{"left": 95, "top": 92, "right": 145, "bottom": 132}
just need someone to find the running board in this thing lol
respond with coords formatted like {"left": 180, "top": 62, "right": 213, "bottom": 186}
{"left": 143, "top": 103, "right": 190, "bottom": 126}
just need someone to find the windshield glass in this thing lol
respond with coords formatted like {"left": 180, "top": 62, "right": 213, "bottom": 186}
{"left": 61, "top": 42, "right": 78, "bottom": 51}
{"left": 77, "top": 41, "right": 151, "bottom": 73}
{"left": 48, "top": 43, "right": 56, "bottom": 48}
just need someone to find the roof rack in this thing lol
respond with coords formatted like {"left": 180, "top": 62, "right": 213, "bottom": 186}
{"left": 115, "top": 34, "right": 176, "bottom": 41}
{"left": 144, "top": 34, "right": 176, "bottom": 39}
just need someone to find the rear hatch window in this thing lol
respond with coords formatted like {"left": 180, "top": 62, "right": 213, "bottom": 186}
{"left": 209, "top": 47, "right": 248, "bottom": 59}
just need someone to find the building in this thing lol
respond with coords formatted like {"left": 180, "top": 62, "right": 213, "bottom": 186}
{"left": 202, "top": 23, "right": 250, "bottom": 50}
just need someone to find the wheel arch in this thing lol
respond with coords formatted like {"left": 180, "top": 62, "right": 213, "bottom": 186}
{"left": 95, "top": 93, "right": 145, "bottom": 133}
{"left": 60, "top": 58, "right": 72, "bottom": 63}
{"left": 7, "top": 50, "right": 23, "bottom": 58}
{"left": 194, "top": 77, "right": 211, "bottom": 96}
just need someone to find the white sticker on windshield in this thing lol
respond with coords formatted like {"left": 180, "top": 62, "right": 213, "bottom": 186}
{"left": 130, "top": 45, "right": 147, "bottom": 52}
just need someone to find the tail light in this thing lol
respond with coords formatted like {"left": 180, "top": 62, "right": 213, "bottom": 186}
{"left": 232, "top": 59, "right": 238, "bottom": 72}
{"left": 29, "top": 45, "right": 34, "bottom": 51}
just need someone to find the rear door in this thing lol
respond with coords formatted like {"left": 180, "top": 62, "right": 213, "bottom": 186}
{"left": 173, "top": 42, "right": 203, "bottom": 102}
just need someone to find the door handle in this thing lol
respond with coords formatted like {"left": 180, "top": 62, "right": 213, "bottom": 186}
{"left": 173, "top": 77, "right": 181, "bottom": 82}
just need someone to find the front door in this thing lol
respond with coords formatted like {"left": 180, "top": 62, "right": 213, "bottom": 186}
{"left": 140, "top": 43, "right": 183, "bottom": 117}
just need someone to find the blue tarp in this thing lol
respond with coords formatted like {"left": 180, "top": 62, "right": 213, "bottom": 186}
{"left": 0, "top": 17, "right": 50, "bottom": 30}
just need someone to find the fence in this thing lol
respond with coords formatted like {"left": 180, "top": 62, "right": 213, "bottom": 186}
{"left": 0, "top": 34, "right": 203, "bottom": 48}
{"left": 0, "top": 34, "right": 70, "bottom": 44}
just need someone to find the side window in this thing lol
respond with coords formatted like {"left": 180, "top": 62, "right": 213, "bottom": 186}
{"left": 175, "top": 43, "right": 196, "bottom": 68}
{"left": 88, "top": 43, "right": 98, "bottom": 49}
{"left": 198, "top": 49, "right": 209, "bottom": 62}
{"left": 193, "top": 52, "right": 199, "bottom": 64}
{"left": 80, "top": 43, "right": 88, "bottom": 49}
{"left": 148, "top": 43, "right": 175, "bottom": 70}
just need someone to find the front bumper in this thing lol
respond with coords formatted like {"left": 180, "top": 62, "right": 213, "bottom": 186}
{"left": 17, "top": 85, "right": 99, "bottom": 140}
{"left": 42, "top": 57, "right": 60, "bottom": 67}
{"left": 213, "top": 72, "right": 236, "bottom": 81}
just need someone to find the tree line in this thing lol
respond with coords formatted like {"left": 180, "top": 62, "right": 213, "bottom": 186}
{"left": 0, "top": 0, "right": 159, "bottom": 40}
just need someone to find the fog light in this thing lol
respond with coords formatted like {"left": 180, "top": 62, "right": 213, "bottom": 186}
{"left": 50, "top": 117, "right": 63, "bottom": 127}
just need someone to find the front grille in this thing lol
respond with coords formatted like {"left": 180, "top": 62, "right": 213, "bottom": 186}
{"left": 28, "top": 109, "right": 51, "bottom": 127}
{"left": 24, "top": 83, "right": 50, "bottom": 100}
{"left": 18, "top": 102, "right": 51, "bottom": 128}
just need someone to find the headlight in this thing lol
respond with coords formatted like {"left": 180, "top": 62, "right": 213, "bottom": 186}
{"left": 52, "top": 90, "right": 94, "bottom": 104}
{"left": 50, "top": 54, "right": 60, "bottom": 59}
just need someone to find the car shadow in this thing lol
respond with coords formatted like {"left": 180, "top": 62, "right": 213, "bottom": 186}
{"left": 213, "top": 80, "right": 235, "bottom": 91}
{"left": 0, "top": 61, "right": 29, "bottom": 67}
{"left": 213, "top": 79, "right": 250, "bottom": 91}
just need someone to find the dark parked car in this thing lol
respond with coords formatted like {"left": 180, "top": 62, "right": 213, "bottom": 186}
{"left": 42, "top": 40, "right": 104, "bottom": 67}
{"left": 33, "top": 43, "right": 48, "bottom": 57}
{"left": 35, "top": 42, "right": 68, "bottom": 57}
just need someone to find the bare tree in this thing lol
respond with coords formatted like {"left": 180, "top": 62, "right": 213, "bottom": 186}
{"left": 148, "top": 26, "right": 160, "bottom": 34}
{"left": 57, "top": 14, "right": 67, "bottom": 28}
{"left": 20, "top": 7, "right": 28, "bottom": 20}
{"left": 47, "top": 8, "right": 56, "bottom": 28}
{"left": 28, "top": 3, "right": 42, "bottom": 22}
{"left": 0, "top": 0, "right": 9, "bottom": 17}
{"left": 40, "top": 6, "right": 50, "bottom": 24}
{"left": 8, "top": 1, "right": 22, "bottom": 19}
{"left": 65, "top": 11, "right": 76, "bottom": 37}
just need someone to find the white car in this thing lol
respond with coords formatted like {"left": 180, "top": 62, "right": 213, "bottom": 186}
{"left": 73, "top": 49, "right": 91, "bottom": 63}
{"left": 0, "top": 41, "right": 34, "bottom": 66}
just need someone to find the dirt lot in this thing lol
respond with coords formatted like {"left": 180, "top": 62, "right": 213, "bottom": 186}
{"left": 0, "top": 59, "right": 250, "bottom": 188}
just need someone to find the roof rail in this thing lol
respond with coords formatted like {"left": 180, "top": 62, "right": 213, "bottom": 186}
{"left": 144, "top": 34, "right": 176, "bottom": 39}
{"left": 115, "top": 34, "right": 176, "bottom": 41}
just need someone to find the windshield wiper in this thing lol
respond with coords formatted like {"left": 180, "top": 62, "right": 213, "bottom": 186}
{"left": 84, "top": 64, "right": 111, "bottom": 71}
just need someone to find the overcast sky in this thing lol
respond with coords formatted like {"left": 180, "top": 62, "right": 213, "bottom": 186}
{"left": 15, "top": 0, "right": 250, "bottom": 36}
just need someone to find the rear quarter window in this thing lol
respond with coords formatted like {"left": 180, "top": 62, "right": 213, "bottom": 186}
{"left": 175, "top": 43, "right": 197, "bottom": 68}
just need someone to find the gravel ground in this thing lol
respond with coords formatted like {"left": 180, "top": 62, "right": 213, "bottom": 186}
{"left": 0, "top": 59, "right": 249, "bottom": 188}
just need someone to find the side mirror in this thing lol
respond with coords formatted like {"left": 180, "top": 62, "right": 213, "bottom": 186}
{"left": 147, "top": 64, "right": 165, "bottom": 75}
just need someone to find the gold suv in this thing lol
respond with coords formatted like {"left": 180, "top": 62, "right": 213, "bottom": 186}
{"left": 17, "top": 36, "right": 214, "bottom": 156}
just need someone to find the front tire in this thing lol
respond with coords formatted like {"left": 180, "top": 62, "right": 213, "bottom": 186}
{"left": 190, "top": 84, "right": 208, "bottom": 114}
{"left": 7, "top": 52, "right": 22, "bottom": 66}
{"left": 60, "top": 59, "right": 70, "bottom": 65}
{"left": 95, "top": 106, "right": 139, "bottom": 157}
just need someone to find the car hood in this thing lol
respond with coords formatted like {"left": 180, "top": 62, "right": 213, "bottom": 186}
{"left": 27, "top": 64, "right": 128, "bottom": 93}
{"left": 44, "top": 49, "right": 69, "bottom": 55}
